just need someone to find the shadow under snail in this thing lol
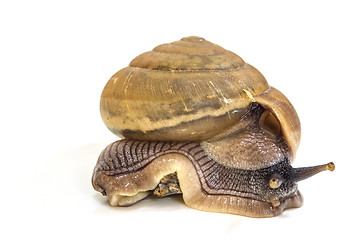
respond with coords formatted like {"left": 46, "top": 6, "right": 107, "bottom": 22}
{"left": 92, "top": 36, "right": 335, "bottom": 217}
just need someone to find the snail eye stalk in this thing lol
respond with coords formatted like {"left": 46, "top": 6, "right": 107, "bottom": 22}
{"left": 269, "top": 177, "right": 282, "bottom": 189}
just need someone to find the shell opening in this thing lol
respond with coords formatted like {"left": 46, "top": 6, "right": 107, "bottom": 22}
{"left": 259, "top": 110, "right": 281, "bottom": 136}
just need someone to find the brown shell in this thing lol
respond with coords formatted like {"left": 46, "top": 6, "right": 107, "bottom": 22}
{"left": 100, "top": 36, "right": 269, "bottom": 141}
{"left": 100, "top": 36, "right": 301, "bottom": 161}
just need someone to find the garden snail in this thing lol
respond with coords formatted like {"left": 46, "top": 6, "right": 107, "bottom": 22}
{"left": 92, "top": 36, "right": 335, "bottom": 217}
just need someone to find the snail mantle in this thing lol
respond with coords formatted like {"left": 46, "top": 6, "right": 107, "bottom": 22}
{"left": 92, "top": 36, "right": 335, "bottom": 218}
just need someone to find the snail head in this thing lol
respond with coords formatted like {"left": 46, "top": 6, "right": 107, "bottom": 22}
{"left": 263, "top": 162, "right": 335, "bottom": 207}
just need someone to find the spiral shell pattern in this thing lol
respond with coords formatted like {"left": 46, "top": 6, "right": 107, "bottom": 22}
{"left": 100, "top": 36, "right": 269, "bottom": 141}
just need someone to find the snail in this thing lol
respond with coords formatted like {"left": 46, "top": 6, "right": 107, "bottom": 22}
{"left": 92, "top": 36, "right": 335, "bottom": 217}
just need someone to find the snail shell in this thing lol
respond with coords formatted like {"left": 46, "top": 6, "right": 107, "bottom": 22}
{"left": 100, "top": 36, "right": 300, "bottom": 160}
{"left": 93, "top": 37, "right": 334, "bottom": 217}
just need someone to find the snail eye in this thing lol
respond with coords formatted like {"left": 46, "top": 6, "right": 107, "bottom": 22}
{"left": 269, "top": 177, "right": 282, "bottom": 189}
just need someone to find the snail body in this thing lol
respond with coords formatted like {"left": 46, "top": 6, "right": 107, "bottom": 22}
{"left": 92, "top": 37, "right": 334, "bottom": 217}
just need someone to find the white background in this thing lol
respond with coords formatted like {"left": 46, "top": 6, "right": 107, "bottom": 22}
{"left": 1, "top": 0, "right": 358, "bottom": 239}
